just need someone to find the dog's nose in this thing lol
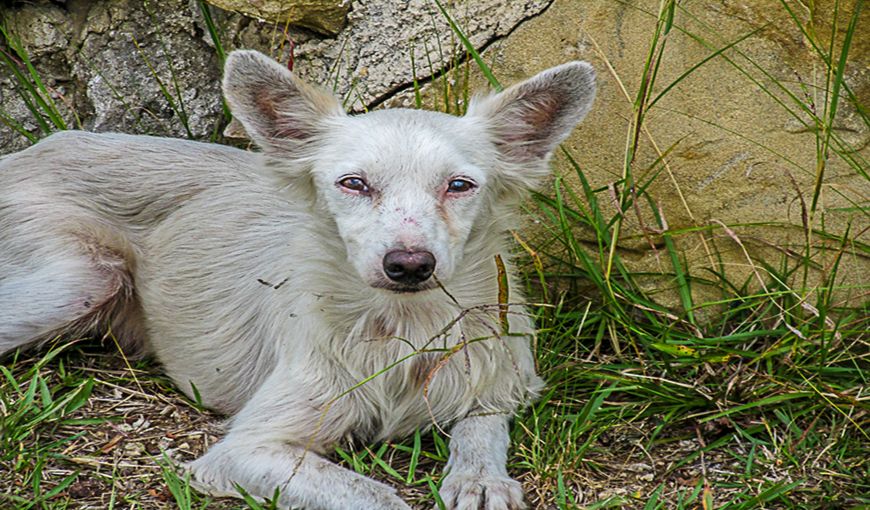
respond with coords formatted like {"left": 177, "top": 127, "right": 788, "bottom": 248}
{"left": 383, "top": 250, "right": 436, "bottom": 285}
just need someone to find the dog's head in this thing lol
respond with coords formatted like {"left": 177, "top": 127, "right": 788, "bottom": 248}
{"left": 223, "top": 50, "right": 595, "bottom": 294}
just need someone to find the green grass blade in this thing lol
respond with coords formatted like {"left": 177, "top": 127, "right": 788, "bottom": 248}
{"left": 433, "top": 0, "right": 502, "bottom": 90}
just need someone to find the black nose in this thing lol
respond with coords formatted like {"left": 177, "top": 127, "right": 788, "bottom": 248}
{"left": 382, "top": 250, "right": 436, "bottom": 285}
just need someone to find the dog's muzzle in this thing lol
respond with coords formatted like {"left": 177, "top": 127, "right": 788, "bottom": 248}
{"left": 382, "top": 250, "right": 436, "bottom": 286}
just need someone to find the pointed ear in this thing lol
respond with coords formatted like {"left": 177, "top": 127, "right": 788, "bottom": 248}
{"left": 466, "top": 62, "right": 596, "bottom": 187}
{"left": 222, "top": 50, "right": 344, "bottom": 154}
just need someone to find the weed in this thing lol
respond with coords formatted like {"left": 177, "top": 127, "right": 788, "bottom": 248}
{"left": 0, "top": 23, "right": 71, "bottom": 142}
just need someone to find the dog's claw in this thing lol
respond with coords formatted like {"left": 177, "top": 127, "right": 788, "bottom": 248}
{"left": 439, "top": 473, "right": 527, "bottom": 510}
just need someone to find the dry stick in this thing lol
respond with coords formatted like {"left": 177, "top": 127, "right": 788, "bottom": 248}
{"left": 434, "top": 273, "right": 472, "bottom": 386}
{"left": 711, "top": 219, "right": 771, "bottom": 294}
{"left": 511, "top": 231, "right": 547, "bottom": 371}
{"left": 711, "top": 219, "right": 797, "bottom": 346}
{"left": 785, "top": 168, "right": 849, "bottom": 342}
{"left": 694, "top": 424, "right": 713, "bottom": 509}
{"left": 586, "top": 31, "right": 716, "bottom": 270}
{"left": 511, "top": 230, "right": 548, "bottom": 304}
{"left": 494, "top": 254, "right": 510, "bottom": 335}
{"left": 288, "top": 283, "right": 539, "bottom": 478}
{"left": 715, "top": 218, "right": 842, "bottom": 341}
{"left": 425, "top": 270, "right": 527, "bottom": 433}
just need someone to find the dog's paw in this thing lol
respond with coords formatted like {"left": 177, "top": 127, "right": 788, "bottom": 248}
{"left": 184, "top": 460, "right": 242, "bottom": 499}
{"left": 162, "top": 457, "right": 233, "bottom": 499}
{"left": 439, "top": 472, "right": 527, "bottom": 510}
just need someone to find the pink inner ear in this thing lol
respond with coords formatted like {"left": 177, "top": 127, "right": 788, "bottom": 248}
{"left": 274, "top": 121, "right": 311, "bottom": 141}
{"left": 255, "top": 92, "right": 311, "bottom": 142}
{"left": 524, "top": 94, "right": 563, "bottom": 131}
{"left": 495, "top": 95, "right": 564, "bottom": 160}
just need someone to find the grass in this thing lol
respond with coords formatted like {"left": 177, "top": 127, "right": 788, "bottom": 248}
{"left": 1, "top": 0, "right": 868, "bottom": 509}
{"left": 0, "top": 24, "right": 71, "bottom": 142}
{"left": 504, "top": 1, "right": 868, "bottom": 507}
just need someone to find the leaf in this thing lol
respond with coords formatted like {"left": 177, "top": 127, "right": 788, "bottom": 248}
{"left": 494, "top": 254, "right": 510, "bottom": 334}
{"left": 64, "top": 377, "right": 94, "bottom": 414}
{"left": 650, "top": 342, "right": 698, "bottom": 358}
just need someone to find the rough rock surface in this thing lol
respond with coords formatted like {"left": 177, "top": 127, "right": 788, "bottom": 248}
{"left": 0, "top": 0, "right": 549, "bottom": 154}
{"left": 575, "top": 0, "right": 867, "bottom": 305}
{"left": 390, "top": 0, "right": 868, "bottom": 307}
{"left": 205, "top": 0, "right": 350, "bottom": 35}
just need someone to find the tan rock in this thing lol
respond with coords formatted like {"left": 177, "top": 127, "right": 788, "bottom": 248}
{"left": 204, "top": 0, "right": 350, "bottom": 35}
{"left": 409, "top": 0, "right": 869, "bottom": 310}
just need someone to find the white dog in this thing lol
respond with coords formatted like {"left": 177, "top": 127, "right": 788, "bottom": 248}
{"left": 0, "top": 50, "right": 595, "bottom": 509}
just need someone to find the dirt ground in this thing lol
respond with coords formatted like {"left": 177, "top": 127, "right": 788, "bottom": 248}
{"left": 2, "top": 350, "right": 858, "bottom": 509}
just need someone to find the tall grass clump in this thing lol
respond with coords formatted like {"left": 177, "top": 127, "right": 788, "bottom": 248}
{"left": 0, "top": 344, "right": 94, "bottom": 508}
{"left": 0, "top": 23, "right": 72, "bottom": 142}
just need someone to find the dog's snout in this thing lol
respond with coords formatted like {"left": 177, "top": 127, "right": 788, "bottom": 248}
{"left": 383, "top": 250, "right": 436, "bottom": 285}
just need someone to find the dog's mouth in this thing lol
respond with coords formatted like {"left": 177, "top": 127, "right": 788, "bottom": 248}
{"left": 370, "top": 281, "right": 437, "bottom": 294}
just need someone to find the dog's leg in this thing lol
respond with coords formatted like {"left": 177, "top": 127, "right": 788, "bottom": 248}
{"left": 440, "top": 414, "right": 526, "bottom": 510}
{"left": 186, "top": 364, "right": 411, "bottom": 510}
{"left": 189, "top": 438, "right": 410, "bottom": 510}
{"left": 0, "top": 239, "right": 129, "bottom": 353}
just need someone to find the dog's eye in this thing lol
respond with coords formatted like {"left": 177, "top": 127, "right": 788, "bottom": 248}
{"left": 338, "top": 176, "right": 370, "bottom": 193}
{"left": 446, "top": 179, "right": 475, "bottom": 194}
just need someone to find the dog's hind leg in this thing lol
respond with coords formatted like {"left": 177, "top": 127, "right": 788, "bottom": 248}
{"left": 0, "top": 236, "right": 133, "bottom": 355}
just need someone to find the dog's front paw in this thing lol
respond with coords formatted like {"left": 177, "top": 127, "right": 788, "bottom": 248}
{"left": 439, "top": 472, "right": 527, "bottom": 510}
{"left": 184, "top": 459, "right": 241, "bottom": 499}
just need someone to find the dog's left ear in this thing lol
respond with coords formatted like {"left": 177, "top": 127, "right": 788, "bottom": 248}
{"left": 466, "top": 62, "right": 596, "bottom": 188}
{"left": 222, "top": 50, "right": 345, "bottom": 156}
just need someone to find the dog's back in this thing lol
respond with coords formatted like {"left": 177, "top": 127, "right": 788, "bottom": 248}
{"left": 1, "top": 130, "right": 255, "bottom": 231}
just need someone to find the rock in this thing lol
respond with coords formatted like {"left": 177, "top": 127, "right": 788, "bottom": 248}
{"left": 0, "top": 1, "right": 77, "bottom": 154}
{"left": 223, "top": 0, "right": 550, "bottom": 109}
{"left": 71, "top": 1, "right": 224, "bottom": 139}
{"left": 402, "top": 0, "right": 868, "bottom": 310}
{"left": 0, "top": 0, "right": 549, "bottom": 153}
{"left": 205, "top": 0, "right": 349, "bottom": 35}
{"left": 4, "top": 2, "right": 70, "bottom": 58}
{"left": 0, "top": 0, "right": 865, "bottom": 310}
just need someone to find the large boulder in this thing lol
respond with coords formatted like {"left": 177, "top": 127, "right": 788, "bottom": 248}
{"left": 0, "top": 0, "right": 549, "bottom": 153}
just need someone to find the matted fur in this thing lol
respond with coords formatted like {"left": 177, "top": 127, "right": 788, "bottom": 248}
{"left": 0, "top": 50, "right": 595, "bottom": 510}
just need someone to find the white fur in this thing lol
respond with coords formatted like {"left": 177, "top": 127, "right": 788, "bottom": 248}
{"left": 0, "top": 50, "right": 595, "bottom": 509}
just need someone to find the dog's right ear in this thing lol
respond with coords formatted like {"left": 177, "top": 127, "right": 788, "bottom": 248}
{"left": 222, "top": 50, "right": 345, "bottom": 155}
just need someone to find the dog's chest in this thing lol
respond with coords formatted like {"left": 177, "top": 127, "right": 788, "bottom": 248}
{"left": 344, "top": 324, "right": 511, "bottom": 441}
{"left": 314, "top": 298, "right": 536, "bottom": 442}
